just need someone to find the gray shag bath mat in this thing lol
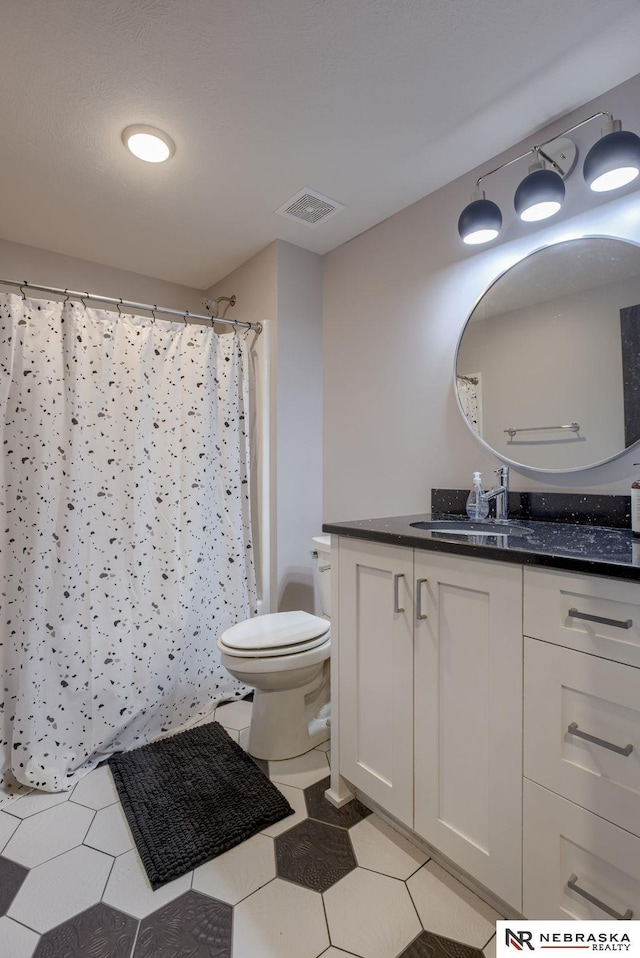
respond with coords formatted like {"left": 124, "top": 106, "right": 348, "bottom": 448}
{"left": 109, "top": 721, "right": 294, "bottom": 888}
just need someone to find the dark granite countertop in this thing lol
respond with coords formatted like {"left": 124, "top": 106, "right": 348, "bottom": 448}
{"left": 322, "top": 513, "right": 640, "bottom": 582}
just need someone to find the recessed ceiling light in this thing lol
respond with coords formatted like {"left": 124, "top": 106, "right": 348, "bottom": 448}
{"left": 122, "top": 125, "right": 175, "bottom": 163}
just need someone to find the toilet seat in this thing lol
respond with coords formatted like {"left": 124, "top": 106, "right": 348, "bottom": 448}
{"left": 218, "top": 610, "right": 330, "bottom": 658}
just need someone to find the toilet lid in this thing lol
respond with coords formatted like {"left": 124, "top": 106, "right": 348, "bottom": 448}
{"left": 219, "top": 610, "right": 330, "bottom": 657}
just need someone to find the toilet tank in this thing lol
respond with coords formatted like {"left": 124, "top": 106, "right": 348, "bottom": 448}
{"left": 311, "top": 535, "right": 331, "bottom": 618}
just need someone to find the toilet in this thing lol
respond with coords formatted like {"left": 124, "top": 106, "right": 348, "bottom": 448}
{"left": 217, "top": 536, "right": 332, "bottom": 761}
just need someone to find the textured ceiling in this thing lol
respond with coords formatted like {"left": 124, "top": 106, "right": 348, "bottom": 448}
{"left": 1, "top": 0, "right": 640, "bottom": 288}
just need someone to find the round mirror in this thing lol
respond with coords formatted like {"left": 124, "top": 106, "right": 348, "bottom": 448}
{"left": 455, "top": 236, "right": 640, "bottom": 472}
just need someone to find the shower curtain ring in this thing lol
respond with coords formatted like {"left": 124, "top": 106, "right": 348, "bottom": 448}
{"left": 151, "top": 305, "right": 158, "bottom": 323}
{"left": 184, "top": 311, "right": 189, "bottom": 326}
{"left": 63, "top": 289, "right": 70, "bottom": 306}
{"left": 80, "top": 291, "right": 89, "bottom": 308}
{"left": 116, "top": 298, "right": 123, "bottom": 316}
{"left": 20, "top": 281, "right": 28, "bottom": 300}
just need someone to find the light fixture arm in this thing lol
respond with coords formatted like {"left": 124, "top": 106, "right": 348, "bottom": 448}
{"left": 475, "top": 111, "right": 612, "bottom": 191}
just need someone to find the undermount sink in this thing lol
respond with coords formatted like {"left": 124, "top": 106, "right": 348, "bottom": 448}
{"left": 410, "top": 519, "right": 533, "bottom": 536}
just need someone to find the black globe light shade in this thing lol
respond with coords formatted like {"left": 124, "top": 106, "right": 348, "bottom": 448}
{"left": 458, "top": 190, "right": 502, "bottom": 245}
{"left": 583, "top": 128, "right": 640, "bottom": 193}
{"left": 514, "top": 167, "right": 565, "bottom": 222}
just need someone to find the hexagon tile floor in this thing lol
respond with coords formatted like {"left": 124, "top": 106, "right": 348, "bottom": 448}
{"left": 0, "top": 701, "right": 501, "bottom": 958}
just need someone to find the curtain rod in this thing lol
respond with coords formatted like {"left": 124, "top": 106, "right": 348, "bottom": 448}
{"left": 0, "top": 279, "right": 263, "bottom": 333}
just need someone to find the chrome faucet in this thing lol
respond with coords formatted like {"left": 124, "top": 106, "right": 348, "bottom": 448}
{"left": 482, "top": 466, "right": 510, "bottom": 520}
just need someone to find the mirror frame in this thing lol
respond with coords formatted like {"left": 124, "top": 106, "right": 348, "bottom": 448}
{"left": 454, "top": 234, "right": 640, "bottom": 474}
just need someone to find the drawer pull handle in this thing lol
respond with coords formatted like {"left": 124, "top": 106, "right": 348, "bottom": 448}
{"left": 393, "top": 573, "right": 405, "bottom": 614}
{"left": 568, "top": 607, "right": 632, "bottom": 630}
{"left": 567, "top": 874, "right": 633, "bottom": 920}
{"left": 416, "top": 578, "right": 428, "bottom": 620}
{"left": 567, "top": 722, "right": 633, "bottom": 757}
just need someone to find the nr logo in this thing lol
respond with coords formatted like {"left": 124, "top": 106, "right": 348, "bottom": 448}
{"left": 505, "top": 929, "right": 535, "bottom": 951}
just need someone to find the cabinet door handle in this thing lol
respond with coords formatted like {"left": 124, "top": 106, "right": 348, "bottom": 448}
{"left": 393, "top": 573, "right": 405, "bottom": 614}
{"left": 568, "top": 607, "right": 632, "bottom": 630}
{"left": 416, "top": 578, "right": 428, "bottom": 620}
{"left": 567, "top": 722, "right": 633, "bottom": 757}
{"left": 567, "top": 874, "right": 633, "bottom": 920}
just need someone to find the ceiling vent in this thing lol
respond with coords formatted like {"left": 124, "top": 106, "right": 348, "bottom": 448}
{"left": 275, "top": 188, "right": 344, "bottom": 227}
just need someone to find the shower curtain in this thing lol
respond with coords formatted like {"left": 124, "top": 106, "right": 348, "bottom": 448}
{"left": 0, "top": 292, "right": 256, "bottom": 792}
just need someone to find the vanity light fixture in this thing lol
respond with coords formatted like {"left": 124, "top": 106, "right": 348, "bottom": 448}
{"left": 514, "top": 154, "right": 565, "bottom": 223}
{"left": 583, "top": 117, "right": 640, "bottom": 192}
{"left": 457, "top": 190, "right": 503, "bottom": 245}
{"left": 458, "top": 112, "right": 640, "bottom": 245}
{"left": 122, "top": 125, "right": 175, "bottom": 163}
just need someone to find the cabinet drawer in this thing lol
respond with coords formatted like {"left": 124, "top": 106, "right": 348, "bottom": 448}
{"left": 524, "top": 779, "right": 640, "bottom": 920}
{"left": 524, "top": 567, "right": 640, "bottom": 667}
{"left": 525, "top": 638, "right": 640, "bottom": 836}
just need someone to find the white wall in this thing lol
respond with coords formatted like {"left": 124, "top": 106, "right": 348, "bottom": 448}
{"left": 0, "top": 237, "right": 204, "bottom": 313}
{"left": 276, "top": 242, "right": 323, "bottom": 614}
{"left": 208, "top": 241, "right": 323, "bottom": 615}
{"left": 323, "top": 72, "right": 640, "bottom": 522}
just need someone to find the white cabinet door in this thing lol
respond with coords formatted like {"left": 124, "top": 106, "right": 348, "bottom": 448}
{"left": 524, "top": 779, "right": 640, "bottom": 920}
{"left": 414, "top": 552, "right": 523, "bottom": 910}
{"left": 338, "top": 538, "right": 414, "bottom": 826}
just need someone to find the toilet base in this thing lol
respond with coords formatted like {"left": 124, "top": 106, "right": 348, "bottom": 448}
{"left": 248, "top": 680, "right": 330, "bottom": 761}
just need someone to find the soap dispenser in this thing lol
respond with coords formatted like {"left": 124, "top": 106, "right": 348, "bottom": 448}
{"left": 466, "top": 472, "right": 490, "bottom": 521}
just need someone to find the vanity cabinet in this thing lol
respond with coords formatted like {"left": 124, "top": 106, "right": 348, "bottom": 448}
{"left": 523, "top": 567, "right": 640, "bottom": 920}
{"left": 336, "top": 537, "right": 523, "bottom": 909}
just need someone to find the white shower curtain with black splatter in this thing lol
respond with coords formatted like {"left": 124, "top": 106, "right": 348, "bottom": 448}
{"left": 0, "top": 292, "right": 256, "bottom": 792}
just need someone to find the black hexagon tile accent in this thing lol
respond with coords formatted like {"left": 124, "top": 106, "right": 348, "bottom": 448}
{"left": 275, "top": 817, "right": 357, "bottom": 892}
{"left": 32, "top": 902, "right": 138, "bottom": 958}
{"left": 0, "top": 856, "right": 29, "bottom": 915}
{"left": 133, "top": 890, "right": 232, "bottom": 958}
{"left": 304, "top": 775, "right": 372, "bottom": 829}
{"left": 399, "top": 931, "right": 485, "bottom": 958}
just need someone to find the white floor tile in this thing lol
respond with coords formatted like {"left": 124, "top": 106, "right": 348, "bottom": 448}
{"left": 69, "top": 764, "right": 119, "bottom": 810}
{"left": 320, "top": 951, "right": 358, "bottom": 958}
{"left": 84, "top": 802, "right": 134, "bottom": 857}
{"left": 5, "top": 789, "right": 69, "bottom": 819}
{"left": 0, "top": 917, "right": 39, "bottom": 958}
{"left": 3, "top": 800, "right": 94, "bottom": 868}
{"left": 260, "top": 782, "right": 307, "bottom": 837}
{"left": 0, "top": 809, "right": 20, "bottom": 852}
{"left": 102, "top": 847, "right": 191, "bottom": 918}
{"left": 324, "top": 868, "right": 421, "bottom": 958}
{"left": 407, "top": 861, "right": 501, "bottom": 948}
{"left": 192, "top": 833, "right": 275, "bottom": 905}
{"left": 233, "top": 878, "right": 329, "bottom": 958}
{"left": 315, "top": 741, "right": 331, "bottom": 752}
{"left": 485, "top": 934, "right": 497, "bottom": 958}
{"left": 8, "top": 845, "right": 113, "bottom": 934}
{"left": 215, "top": 700, "right": 253, "bottom": 730}
{"left": 349, "top": 814, "right": 428, "bottom": 880}
{"left": 269, "top": 749, "right": 330, "bottom": 789}
{"left": 239, "top": 727, "right": 250, "bottom": 750}
{"left": 224, "top": 728, "right": 240, "bottom": 743}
